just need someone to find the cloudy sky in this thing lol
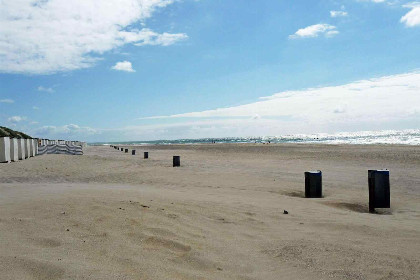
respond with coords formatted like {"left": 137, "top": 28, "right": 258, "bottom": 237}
{"left": 0, "top": 0, "right": 419, "bottom": 141}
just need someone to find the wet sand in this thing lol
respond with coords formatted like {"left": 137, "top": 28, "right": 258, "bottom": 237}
{"left": 0, "top": 144, "right": 419, "bottom": 279}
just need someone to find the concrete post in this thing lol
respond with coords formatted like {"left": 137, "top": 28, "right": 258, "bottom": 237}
{"left": 368, "top": 170, "right": 390, "bottom": 213}
{"left": 0, "top": 137, "right": 11, "bottom": 163}
{"left": 304, "top": 171, "right": 322, "bottom": 198}
{"left": 173, "top": 156, "right": 180, "bottom": 167}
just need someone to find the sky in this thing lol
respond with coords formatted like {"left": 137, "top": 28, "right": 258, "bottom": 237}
{"left": 0, "top": 0, "right": 419, "bottom": 142}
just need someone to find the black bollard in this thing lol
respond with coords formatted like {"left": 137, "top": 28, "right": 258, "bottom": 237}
{"left": 368, "top": 170, "right": 390, "bottom": 213}
{"left": 304, "top": 171, "right": 322, "bottom": 198}
{"left": 132, "top": 150, "right": 135, "bottom": 155}
{"left": 173, "top": 156, "right": 180, "bottom": 167}
{"left": 125, "top": 148, "right": 128, "bottom": 153}
{"left": 144, "top": 152, "right": 148, "bottom": 159}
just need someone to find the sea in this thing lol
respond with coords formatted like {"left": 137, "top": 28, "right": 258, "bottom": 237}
{"left": 89, "top": 129, "right": 420, "bottom": 146}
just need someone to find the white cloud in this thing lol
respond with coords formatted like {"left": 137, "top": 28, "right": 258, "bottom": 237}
{"left": 289, "top": 24, "right": 339, "bottom": 39}
{"left": 0, "top": 99, "right": 14, "bottom": 103}
{"left": 38, "top": 86, "right": 55, "bottom": 93}
{"left": 33, "top": 106, "right": 40, "bottom": 110}
{"left": 27, "top": 70, "right": 420, "bottom": 141}
{"left": 8, "top": 116, "right": 27, "bottom": 123}
{"left": 138, "top": 71, "right": 420, "bottom": 136}
{"left": 120, "top": 28, "right": 188, "bottom": 46}
{"left": 330, "top": 10, "right": 348, "bottom": 17}
{"left": 401, "top": 3, "right": 420, "bottom": 27}
{"left": 112, "top": 61, "right": 135, "bottom": 72}
{"left": 33, "top": 123, "right": 98, "bottom": 139}
{"left": 0, "top": 0, "right": 187, "bottom": 74}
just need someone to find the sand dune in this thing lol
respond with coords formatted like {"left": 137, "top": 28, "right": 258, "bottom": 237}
{"left": 0, "top": 144, "right": 419, "bottom": 279}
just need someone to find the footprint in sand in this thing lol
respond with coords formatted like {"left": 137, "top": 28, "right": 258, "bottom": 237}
{"left": 0, "top": 256, "right": 65, "bottom": 280}
{"left": 143, "top": 236, "right": 191, "bottom": 254}
{"left": 30, "top": 237, "right": 62, "bottom": 248}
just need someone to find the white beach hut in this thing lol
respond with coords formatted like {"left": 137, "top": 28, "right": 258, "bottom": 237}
{"left": 30, "top": 139, "right": 37, "bottom": 156}
{"left": 18, "top": 138, "right": 26, "bottom": 160}
{"left": 29, "top": 139, "right": 34, "bottom": 157}
{"left": 24, "top": 139, "right": 30, "bottom": 158}
{"left": 0, "top": 137, "right": 11, "bottom": 163}
{"left": 9, "top": 138, "right": 18, "bottom": 161}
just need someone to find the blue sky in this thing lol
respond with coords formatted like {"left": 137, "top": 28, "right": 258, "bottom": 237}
{"left": 0, "top": 0, "right": 419, "bottom": 141}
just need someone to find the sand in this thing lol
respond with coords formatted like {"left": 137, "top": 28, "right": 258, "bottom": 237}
{"left": 0, "top": 144, "right": 419, "bottom": 279}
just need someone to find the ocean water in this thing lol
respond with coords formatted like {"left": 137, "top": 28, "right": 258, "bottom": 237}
{"left": 90, "top": 129, "right": 420, "bottom": 146}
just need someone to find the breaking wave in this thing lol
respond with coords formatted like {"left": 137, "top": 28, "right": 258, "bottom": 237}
{"left": 91, "top": 129, "right": 420, "bottom": 146}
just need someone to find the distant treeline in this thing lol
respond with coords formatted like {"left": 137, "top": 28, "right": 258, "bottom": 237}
{"left": 0, "top": 126, "right": 32, "bottom": 139}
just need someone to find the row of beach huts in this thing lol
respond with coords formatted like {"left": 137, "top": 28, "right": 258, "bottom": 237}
{"left": 0, "top": 137, "right": 87, "bottom": 163}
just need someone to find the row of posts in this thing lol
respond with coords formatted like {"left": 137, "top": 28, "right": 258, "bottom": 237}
{"left": 110, "top": 145, "right": 180, "bottom": 167}
{"left": 304, "top": 169, "right": 390, "bottom": 213}
{"left": 110, "top": 145, "right": 390, "bottom": 213}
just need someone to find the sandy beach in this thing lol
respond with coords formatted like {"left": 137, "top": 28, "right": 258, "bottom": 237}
{"left": 0, "top": 144, "right": 419, "bottom": 280}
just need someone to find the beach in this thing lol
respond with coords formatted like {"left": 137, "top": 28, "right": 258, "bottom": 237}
{"left": 0, "top": 143, "right": 419, "bottom": 279}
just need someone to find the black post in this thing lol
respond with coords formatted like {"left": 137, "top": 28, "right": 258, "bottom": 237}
{"left": 304, "top": 171, "right": 322, "bottom": 198}
{"left": 132, "top": 150, "right": 135, "bottom": 155}
{"left": 173, "top": 156, "right": 180, "bottom": 167}
{"left": 144, "top": 152, "right": 148, "bottom": 159}
{"left": 368, "top": 170, "right": 390, "bottom": 213}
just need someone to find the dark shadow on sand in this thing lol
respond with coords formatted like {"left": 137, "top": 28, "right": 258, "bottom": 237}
{"left": 282, "top": 191, "right": 305, "bottom": 198}
{"left": 323, "top": 201, "right": 392, "bottom": 215}
{"left": 282, "top": 190, "right": 326, "bottom": 199}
